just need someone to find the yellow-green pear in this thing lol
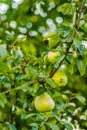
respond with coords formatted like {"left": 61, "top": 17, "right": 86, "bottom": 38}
{"left": 52, "top": 70, "right": 68, "bottom": 87}
{"left": 48, "top": 51, "right": 60, "bottom": 64}
{"left": 34, "top": 92, "right": 55, "bottom": 112}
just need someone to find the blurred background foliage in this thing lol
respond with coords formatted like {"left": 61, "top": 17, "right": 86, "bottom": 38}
{"left": 0, "top": 0, "right": 87, "bottom": 129}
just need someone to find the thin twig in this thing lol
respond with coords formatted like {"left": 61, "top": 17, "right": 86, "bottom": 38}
{"left": 3, "top": 80, "right": 40, "bottom": 94}
{"left": 9, "top": 92, "right": 18, "bottom": 124}
{"left": 76, "top": 0, "right": 86, "bottom": 30}
{"left": 3, "top": 89, "right": 11, "bottom": 94}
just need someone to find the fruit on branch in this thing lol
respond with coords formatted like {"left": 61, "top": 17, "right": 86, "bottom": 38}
{"left": 52, "top": 70, "right": 68, "bottom": 87}
{"left": 34, "top": 92, "right": 55, "bottom": 112}
{"left": 47, "top": 51, "right": 60, "bottom": 64}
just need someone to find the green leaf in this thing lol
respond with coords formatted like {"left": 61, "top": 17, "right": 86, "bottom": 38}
{"left": 0, "top": 93, "right": 7, "bottom": 108}
{"left": 32, "top": 127, "right": 38, "bottom": 130}
{"left": 73, "top": 38, "right": 82, "bottom": 48}
{"left": 29, "top": 123, "right": 38, "bottom": 128}
{"left": 77, "top": 45, "right": 84, "bottom": 55}
{"left": 24, "top": 113, "right": 37, "bottom": 120}
{"left": 66, "top": 55, "right": 72, "bottom": 64}
{"left": 14, "top": 82, "right": 29, "bottom": 91}
{"left": 62, "top": 95, "right": 69, "bottom": 102}
{"left": 41, "top": 125, "right": 46, "bottom": 130}
{"left": 67, "top": 63, "right": 74, "bottom": 74}
{"left": 46, "top": 78, "right": 56, "bottom": 88}
{"left": 17, "top": 34, "right": 27, "bottom": 42}
{"left": 54, "top": 55, "right": 65, "bottom": 69}
{"left": 56, "top": 103, "right": 67, "bottom": 112}
{"left": 21, "top": 113, "right": 27, "bottom": 120}
{"left": 46, "top": 123, "right": 59, "bottom": 130}
{"left": 9, "top": 124, "right": 17, "bottom": 130}
{"left": 76, "top": 95, "right": 86, "bottom": 105}
{"left": 65, "top": 124, "right": 73, "bottom": 130}
{"left": 25, "top": 66, "right": 38, "bottom": 78}
{"left": 0, "top": 44, "right": 8, "bottom": 57}
{"left": 80, "top": 23, "right": 87, "bottom": 33}
{"left": 43, "top": 32, "right": 58, "bottom": 41}
{"left": 57, "top": 3, "right": 72, "bottom": 15}
{"left": 0, "top": 59, "right": 8, "bottom": 74}
{"left": 77, "top": 58, "right": 86, "bottom": 76}
{"left": 48, "top": 38, "right": 60, "bottom": 48}
{"left": 43, "top": 32, "right": 60, "bottom": 48}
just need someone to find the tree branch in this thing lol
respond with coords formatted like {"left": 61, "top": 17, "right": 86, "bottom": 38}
{"left": 3, "top": 80, "right": 42, "bottom": 94}
{"left": 76, "top": 0, "right": 86, "bottom": 30}
{"left": 48, "top": 0, "right": 86, "bottom": 78}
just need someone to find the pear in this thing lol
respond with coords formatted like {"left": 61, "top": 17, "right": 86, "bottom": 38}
{"left": 48, "top": 51, "right": 60, "bottom": 64}
{"left": 34, "top": 92, "right": 55, "bottom": 112}
{"left": 52, "top": 70, "right": 68, "bottom": 87}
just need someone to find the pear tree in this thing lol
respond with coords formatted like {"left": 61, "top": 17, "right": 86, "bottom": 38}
{"left": 0, "top": 0, "right": 87, "bottom": 130}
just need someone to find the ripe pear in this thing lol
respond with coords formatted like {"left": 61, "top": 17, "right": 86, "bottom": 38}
{"left": 34, "top": 92, "right": 55, "bottom": 112}
{"left": 48, "top": 51, "right": 60, "bottom": 64}
{"left": 52, "top": 70, "right": 68, "bottom": 87}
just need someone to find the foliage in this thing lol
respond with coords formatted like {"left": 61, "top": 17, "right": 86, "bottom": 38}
{"left": 0, "top": 0, "right": 87, "bottom": 129}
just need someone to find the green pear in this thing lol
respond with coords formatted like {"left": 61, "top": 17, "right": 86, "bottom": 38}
{"left": 52, "top": 70, "right": 68, "bottom": 87}
{"left": 48, "top": 51, "right": 60, "bottom": 64}
{"left": 34, "top": 92, "right": 55, "bottom": 112}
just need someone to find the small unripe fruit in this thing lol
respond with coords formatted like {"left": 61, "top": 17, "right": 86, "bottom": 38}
{"left": 52, "top": 70, "right": 68, "bottom": 87}
{"left": 34, "top": 92, "right": 55, "bottom": 112}
{"left": 48, "top": 51, "right": 60, "bottom": 64}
